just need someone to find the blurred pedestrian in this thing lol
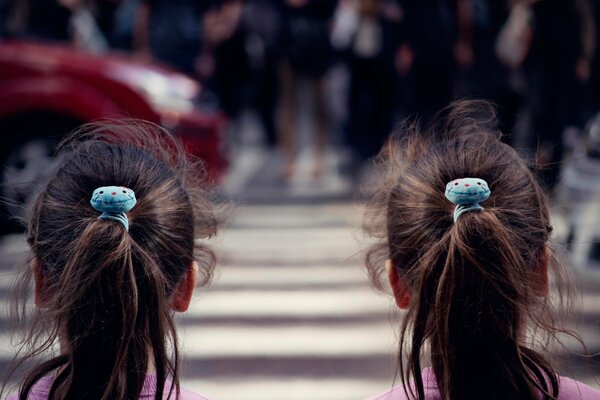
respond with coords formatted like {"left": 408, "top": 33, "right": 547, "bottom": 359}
{"left": 244, "top": 0, "right": 283, "bottom": 148}
{"left": 90, "top": 0, "right": 141, "bottom": 50}
{"left": 0, "top": 0, "right": 11, "bottom": 37}
{"left": 134, "top": 0, "right": 208, "bottom": 74}
{"left": 459, "top": 0, "right": 520, "bottom": 135}
{"left": 524, "top": 0, "right": 595, "bottom": 189}
{"left": 91, "top": 0, "right": 120, "bottom": 44}
{"left": 202, "top": 0, "right": 249, "bottom": 120}
{"left": 7, "top": 0, "right": 74, "bottom": 41}
{"left": 585, "top": 0, "right": 600, "bottom": 111}
{"left": 279, "top": 0, "right": 338, "bottom": 180}
{"left": 396, "top": 0, "right": 462, "bottom": 117}
{"left": 333, "top": 0, "right": 401, "bottom": 164}
{"left": 5, "top": 0, "right": 108, "bottom": 52}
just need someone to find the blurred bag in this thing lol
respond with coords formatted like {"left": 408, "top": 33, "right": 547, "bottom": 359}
{"left": 495, "top": 3, "right": 532, "bottom": 68}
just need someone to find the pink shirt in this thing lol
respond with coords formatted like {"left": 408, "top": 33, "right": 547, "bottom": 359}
{"left": 369, "top": 368, "right": 600, "bottom": 400}
{"left": 6, "top": 375, "right": 210, "bottom": 400}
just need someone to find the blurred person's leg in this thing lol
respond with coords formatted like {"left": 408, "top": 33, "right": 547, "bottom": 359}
{"left": 279, "top": 61, "right": 299, "bottom": 180}
{"left": 531, "top": 96, "right": 558, "bottom": 188}
{"left": 258, "top": 50, "right": 279, "bottom": 148}
{"left": 347, "top": 59, "right": 394, "bottom": 164}
{"left": 311, "top": 76, "right": 329, "bottom": 179}
{"left": 530, "top": 70, "right": 565, "bottom": 190}
{"left": 346, "top": 65, "right": 364, "bottom": 166}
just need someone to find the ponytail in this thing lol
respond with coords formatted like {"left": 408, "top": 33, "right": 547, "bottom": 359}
{"left": 364, "top": 100, "right": 576, "bottom": 400}
{"left": 20, "top": 219, "right": 178, "bottom": 400}
{"left": 401, "top": 210, "right": 558, "bottom": 400}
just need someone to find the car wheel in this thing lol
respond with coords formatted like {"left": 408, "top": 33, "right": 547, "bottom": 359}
{"left": 0, "top": 119, "right": 79, "bottom": 234}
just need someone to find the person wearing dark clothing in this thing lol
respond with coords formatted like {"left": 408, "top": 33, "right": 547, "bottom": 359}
{"left": 278, "top": 0, "right": 338, "bottom": 180}
{"left": 135, "top": 0, "right": 208, "bottom": 74}
{"left": 212, "top": 9, "right": 248, "bottom": 118}
{"left": 282, "top": 0, "right": 338, "bottom": 78}
{"left": 464, "top": 1, "right": 509, "bottom": 98}
{"left": 201, "top": 0, "right": 249, "bottom": 119}
{"left": 19, "top": 0, "right": 72, "bottom": 41}
{"left": 525, "top": 0, "right": 594, "bottom": 189}
{"left": 244, "top": 0, "right": 283, "bottom": 147}
{"left": 461, "top": 0, "right": 519, "bottom": 135}
{"left": 0, "top": 0, "right": 11, "bottom": 37}
{"left": 338, "top": 0, "right": 401, "bottom": 162}
{"left": 398, "top": 0, "right": 459, "bottom": 117}
{"left": 587, "top": 0, "right": 600, "bottom": 110}
{"left": 93, "top": 0, "right": 120, "bottom": 45}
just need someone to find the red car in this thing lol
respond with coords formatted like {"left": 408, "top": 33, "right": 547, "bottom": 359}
{"left": 0, "top": 40, "right": 228, "bottom": 230}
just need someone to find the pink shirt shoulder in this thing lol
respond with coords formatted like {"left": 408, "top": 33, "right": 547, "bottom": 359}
{"left": 557, "top": 376, "right": 600, "bottom": 400}
{"left": 367, "top": 369, "right": 600, "bottom": 400}
{"left": 6, "top": 375, "right": 211, "bottom": 400}
{"left": 367, "top": 368, "right": 440, "bottom": 400}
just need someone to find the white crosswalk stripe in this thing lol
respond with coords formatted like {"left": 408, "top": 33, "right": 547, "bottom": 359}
{"left": 0, "top": 203, "right": 599, "bottom": 399}
{"left": 185, "top": 289, "right": 393, "bottom": 319}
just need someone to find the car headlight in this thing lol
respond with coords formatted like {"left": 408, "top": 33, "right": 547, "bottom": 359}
{"left": 112, "top": 66, "right": 199, "bottom": 113}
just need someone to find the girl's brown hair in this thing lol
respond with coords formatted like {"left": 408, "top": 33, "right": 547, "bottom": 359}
{"left": 4, "top": 121, "right": 223, "bottom": 399}
{"left": 364, "top": 101, "right": 576, "bottom": 400}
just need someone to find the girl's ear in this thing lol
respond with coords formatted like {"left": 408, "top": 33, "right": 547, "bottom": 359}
{"left": 172, "top": 261, "right": 198, "bottom": 312}
{"left": 32, "top": 258, "right": 49, "bottom": 307}
{"left": 532, "top": 247, "right": 550, "bottom": 297}
{"left": 386, "top": 259, "right": 411, "bottom": 309}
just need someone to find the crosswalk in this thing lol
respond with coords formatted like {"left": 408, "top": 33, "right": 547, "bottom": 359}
{"left": 178, "top": 203, "right": 397, "bottom": 400}
{"left": 0, "top": 203, "right": 599, "bottom": 400}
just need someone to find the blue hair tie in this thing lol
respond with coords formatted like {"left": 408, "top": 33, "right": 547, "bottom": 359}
{"left": 445, "top": 178, "right": 491, "bottom": 223}
{"left": 90, "top": 186, "right": 137, "bottom": 231}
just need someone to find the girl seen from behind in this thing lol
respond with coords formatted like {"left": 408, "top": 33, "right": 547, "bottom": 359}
{"left": 2, "top": 121, "right": 223, "bottom": 400}
{"left": 363, "top": 101, "right": 600, "bottom": 400}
